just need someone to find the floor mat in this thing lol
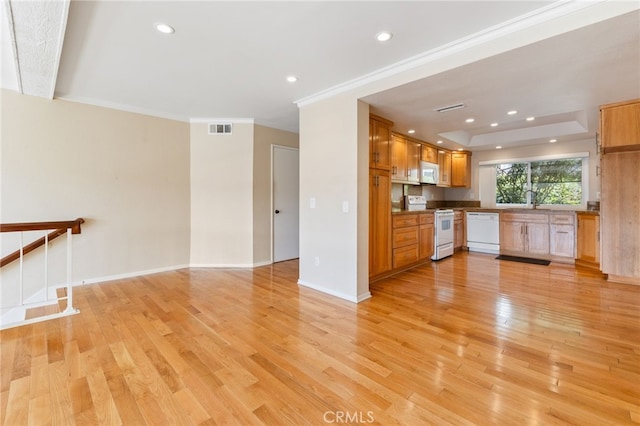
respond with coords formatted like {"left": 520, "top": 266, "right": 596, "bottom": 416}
{"left": 495, "top": 255, "right": 551, "bottom": 265}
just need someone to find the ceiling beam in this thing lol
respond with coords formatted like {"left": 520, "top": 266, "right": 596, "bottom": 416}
{"left": 5, "top": 0, "right": 69, "bottom": 99}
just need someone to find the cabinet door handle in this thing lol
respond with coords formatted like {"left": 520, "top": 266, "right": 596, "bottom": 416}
{"left": 557, "top": 231, "right": 569, "bottom": 234}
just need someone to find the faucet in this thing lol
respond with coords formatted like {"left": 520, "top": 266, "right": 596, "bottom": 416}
{"left": 524, "top": 189, "right": 538, "bottom": 209}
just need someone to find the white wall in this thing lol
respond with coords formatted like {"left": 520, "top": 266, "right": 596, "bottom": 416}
{"left": 190, "top": 122, "right": 255, "bottom": 266}
{"left": 298, "top": 94, "right": 366, "bottom": 302}
{"left": 0, "top": 90, "right": 191, "bottom": 306}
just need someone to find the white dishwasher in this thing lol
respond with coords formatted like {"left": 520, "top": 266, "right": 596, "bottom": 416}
{"left": 466, "top": 212, "right": 500, "bottom": 254}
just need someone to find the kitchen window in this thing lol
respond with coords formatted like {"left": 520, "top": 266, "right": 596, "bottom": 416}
{"left": 478, "top": 152, "right": 589, "bottom": 209}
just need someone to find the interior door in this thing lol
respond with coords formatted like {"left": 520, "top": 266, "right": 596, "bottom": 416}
{"left": 273, "top": 146, "right": 299, "bottom": 262}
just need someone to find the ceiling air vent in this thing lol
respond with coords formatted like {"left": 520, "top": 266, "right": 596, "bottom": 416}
{"left": 435, "top": 103, "right": 465, "bottom": 113}
{"left": 208, "top": 123, "right": 233, "bottom": 135}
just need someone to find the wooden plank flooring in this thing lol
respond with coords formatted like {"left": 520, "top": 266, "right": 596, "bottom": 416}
{"left": 1, "top": 252, "right": 639, "bottom": 425}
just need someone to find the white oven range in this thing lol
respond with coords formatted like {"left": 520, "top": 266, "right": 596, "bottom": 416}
{"left": 432, "top": 209, "right": 454, "bottom": 260}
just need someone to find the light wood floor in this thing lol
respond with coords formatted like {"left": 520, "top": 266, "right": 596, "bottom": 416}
{"left": 1, "top": 252, "right": 639, "bottom": 425}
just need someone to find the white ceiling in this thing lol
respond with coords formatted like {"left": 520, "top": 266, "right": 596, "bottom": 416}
{"left": 2, "top": 1, "right": 639, "bottom": 151}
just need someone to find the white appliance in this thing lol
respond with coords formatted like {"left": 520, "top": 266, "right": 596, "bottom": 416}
{"left": 419, "top": 161, "right": 439, "bottom": 184}
{"left": 404, "top": 195, "right": 427, "bottom": 211}
{"left": 432, "top": 209, "right": 454, "bottom": 260}
{"left": 466, "top": 212, "right": 500, "bottom": 254}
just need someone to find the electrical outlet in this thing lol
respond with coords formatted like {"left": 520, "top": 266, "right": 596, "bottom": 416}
{"left": 342, "top": 201, "right": 349, "bottom": 213}
{"left": 310, "top": 197, "right": 316, "bottom": 208}
{"left": 314, "top": 256, "right": 320, "bottom": 267}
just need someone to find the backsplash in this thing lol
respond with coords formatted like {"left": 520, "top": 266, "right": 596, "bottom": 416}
{"left": 390, "top": 182, "right": 480, "bottom": 210}
{"left": 426, "top": 200, "right": 481, "bottom": 208}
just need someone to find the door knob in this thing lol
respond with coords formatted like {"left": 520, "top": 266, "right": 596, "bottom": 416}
{"left": 275, "top": 210, "right": 280, "bottom": 214}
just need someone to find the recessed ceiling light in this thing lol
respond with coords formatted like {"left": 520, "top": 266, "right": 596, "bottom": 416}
{"left": 496, "top": 146, "right": 502, "bottom": 149}
{"left": 549, "top": 139, "right": 557, "bottom": 143}
{"left": 490, "top": 122, "right": 498, "bottom": 127}
{"left": 507, "top": 110, "right": 518, "bottom": 115}
{"left": 376, "top": 31, "right": 393, "bottom": 42}
{"left": 436, "top": 140, "right": 443, "bottom": 144}
{"left": 286, "top": 75, "right": 298, "bottom": 83}
{"left": 526, "top": 116, "right": 535, "bottom": 121}
{"left": 465, "top": 118, "right": 475, "bottom": 123}
{"left": 457, "top": 148, "right": 464, "bottom": 151}
{"left": 407, "top": 129, "right": 415, "bottom": 134}
{"left": 155, "top": 23, "right": 175, "bottom": 34}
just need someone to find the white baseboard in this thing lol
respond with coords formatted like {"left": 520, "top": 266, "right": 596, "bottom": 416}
{"left": 78, "top": 264, "right": 190, "bottom": 286}
{"left": 189, "top": 260, "right": 272, "bottom": 269}
{"left": 297, "top": 279, "right": 362, "bottom": 303}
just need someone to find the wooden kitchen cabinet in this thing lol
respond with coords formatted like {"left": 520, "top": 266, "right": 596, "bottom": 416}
{"left": 369, "top": 170, "right": 392, "bottom": 278}
{"left": 451, "top": 151, "right": 472, "bottom": 188}
{"left": 438, "top": 150, "right": 451, "bottom": 187}
{"left": 500, "top": 212, "right": 549, "bottom": 257}
{"left": 407, "top": 141, "right": 421, "bottom": 184}
{"left": 391, "top": 134, "right": 408, "bottom": 182}
{"left": 576, "top": 212, "right": 600, "bottom": 269}
{"left": 421, "top": 145, "right": 438, "bottom": 164}
{"left": 600, "top": 99, "right": 640, "bottom": 153}
{"left": 392, "top": 214, "right": 419, "bottom": 268}
{"left": 454, "top": 210, "right": 464, "bottom": 250}
{"left": 599, "top": 99, "right": 640, "bottom": 284}
{"left": 369, "top": 114, "right": 392, "bottom": 170}
{"left": 549, "top": 213, "right": 575, "bottom": 259}
{"left": 419, "top": 213, "right": 434, "bottom": 260}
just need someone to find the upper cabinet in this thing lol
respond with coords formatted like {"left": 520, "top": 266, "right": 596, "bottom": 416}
{"left": 390, "top": 133, "right": 421, "bottom": 184}
{"left": 600, "top": 99, "right": 640, "bottom": 153}
{"left": 421, "top": 145, "right": 438, "bottom": 164}
{"left": 391, "top": 133, "right": 408, "bottom": 182}
{"left": 451, "top": 151, "right": 472, "bottom": 188}
{"left": 370, "top": 114, "right": 393, "bottom": 170}
{"left": 407, "top": 141, "right": 421, "bottom": 184}
{"left": 437, "top": 150, "right": 451, "bottom": 187}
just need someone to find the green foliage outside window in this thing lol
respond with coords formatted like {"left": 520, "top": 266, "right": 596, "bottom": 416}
{"left": 496, "top": 159, "right": 582, "bottom": 206}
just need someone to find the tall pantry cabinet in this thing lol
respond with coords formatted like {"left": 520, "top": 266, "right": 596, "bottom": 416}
{"left": 599, "top": 99, "right": 640, "bottom": 284}
{"left": 369, "top": 115, "right": 393, "bottom": 279}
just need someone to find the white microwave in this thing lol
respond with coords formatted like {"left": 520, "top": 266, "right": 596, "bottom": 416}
{"left": 419, "top": 161, "right": 439, "bottom": 184}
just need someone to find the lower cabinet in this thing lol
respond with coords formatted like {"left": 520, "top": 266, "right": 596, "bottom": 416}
{"left": 392, "top": 212, "right": 436, "bottom": 269}
{"left": 500, "top": 211, "right": 576, "bottom": 263}
{"left": 549, "top": 213, "right": 575, "bottom": 258}
{"left": 419, "top": 214, "right": 434, "bottom": 260}
{"left": 500, "top": 212, "right": 549, "bottom": 256}
{"left": 576, "top": 212, "right": 600, "bottom": 269}
{"left": 454, "top": 210, "right": 464, "bottom": 250}
{"left": 392, "top": 214, "right": 419, "bottom": 268}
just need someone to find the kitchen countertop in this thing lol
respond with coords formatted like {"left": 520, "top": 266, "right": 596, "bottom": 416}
{"left": 392, "top": 207, "right": 599, "bottom": 215}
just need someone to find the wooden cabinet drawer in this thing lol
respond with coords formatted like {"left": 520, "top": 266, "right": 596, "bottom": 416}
{"left": 393, "top": 215, "right": 419, "bottom": 228}
{"left": 393, "top": 245, "right": 419, "bottom": 268}
{"left": 502, "top": 212, "right": 549, "bottom": 223}
{"left": 393, "top": 226, "right": 419, "bottom": 248}
{"left": 419, "top": 213, "right": 434, "bottom": 225}
{"left": 454, "top": 210, "right": 463, "bottom": 220}
{"left": 550, "top": 213, "right": 575, "bottom": 225}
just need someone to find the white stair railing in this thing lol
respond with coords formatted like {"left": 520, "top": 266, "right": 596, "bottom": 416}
{"left": 0, "top": 219, "right": 84, "bottom": 329}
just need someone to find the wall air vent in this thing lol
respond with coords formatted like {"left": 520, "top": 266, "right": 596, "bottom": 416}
{"left": 435, "top": 103, "right": 465, "bottom": 113}
{"left": 208, "top": 123, "right": 233, "bottom": 135}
